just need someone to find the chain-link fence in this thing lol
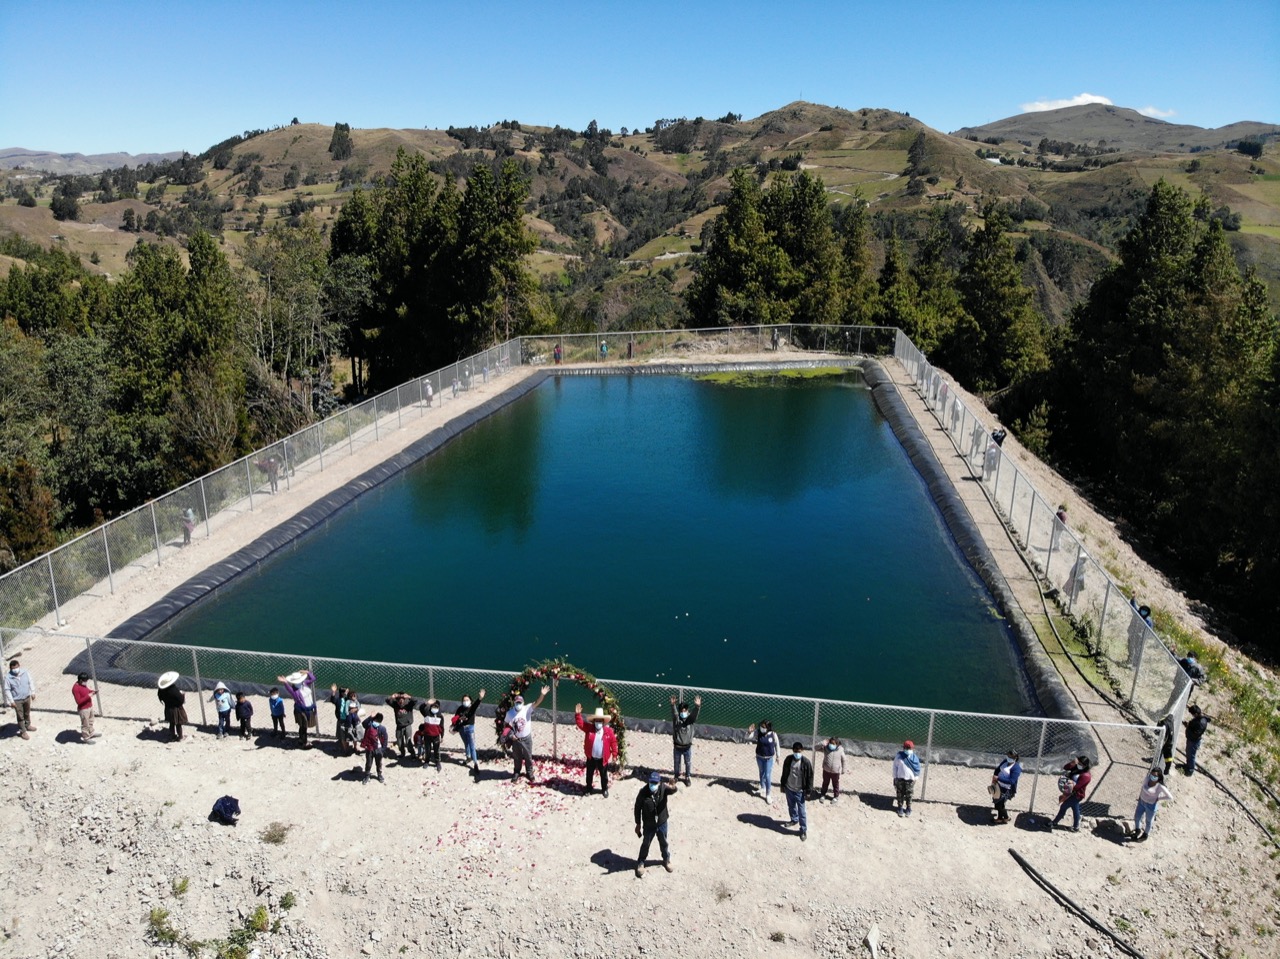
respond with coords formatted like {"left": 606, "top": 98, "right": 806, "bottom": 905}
{"left": 893, "top": 332, "right": 1192, "bottom": 732}
{"left": 0, "top": 338, "right": 523, "bottom": 632}
{"left": 2, "top": 629, "right": 1164, "bottom": 822}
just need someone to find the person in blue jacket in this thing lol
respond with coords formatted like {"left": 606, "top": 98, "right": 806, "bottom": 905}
{"left": 991, "top": 750, "right": 1022, "bottom": 824}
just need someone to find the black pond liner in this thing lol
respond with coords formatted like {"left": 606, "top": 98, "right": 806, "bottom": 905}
{"left": 73, "top": 359, "right": 1093, "bottom": 767}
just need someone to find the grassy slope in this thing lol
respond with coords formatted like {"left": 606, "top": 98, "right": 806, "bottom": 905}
{"left": 1, "top": 104, "right": 1277, "bottom": 306}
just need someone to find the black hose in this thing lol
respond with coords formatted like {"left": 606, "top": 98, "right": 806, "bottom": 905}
{"left": 1242, "top": 769, "right": 1280, "bottom": 809}
{"left": 1194, "top": 763, "right": 1280, "bottom": 849}
{"left": 1008, "top": 848, "right": 1149, "bottom": 959}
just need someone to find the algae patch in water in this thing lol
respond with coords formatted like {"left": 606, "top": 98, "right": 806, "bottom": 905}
{"left": 695, "top": 367, "right": 850, "bottom": 388}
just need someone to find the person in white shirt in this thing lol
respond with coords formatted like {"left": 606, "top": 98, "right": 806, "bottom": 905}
{"left": 504, "top": 686, "right": 549, "bottom": 782}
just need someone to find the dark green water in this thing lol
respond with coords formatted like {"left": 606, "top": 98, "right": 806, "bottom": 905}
{"left": 152, "top": 373, "right": 1030, "bottom": 714}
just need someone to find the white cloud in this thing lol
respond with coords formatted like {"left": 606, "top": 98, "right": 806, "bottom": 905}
{"left": 1020, "top": 93, "right": 1113, "bottom": 113}
{"left": 1137, "top": 105, "right": 1176, "bottom": 119}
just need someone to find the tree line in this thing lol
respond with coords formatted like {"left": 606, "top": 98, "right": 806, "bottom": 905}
{"left": 683, "top": 171, "right": 1279, "bottom": 650}
{"left": 0, "top": 151, "right": 544, "bottom": 571}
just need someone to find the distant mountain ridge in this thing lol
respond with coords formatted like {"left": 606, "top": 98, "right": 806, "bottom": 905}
{"left": 0, "top": 147, "right": 186, "bottom": 175}
{"left": 952, "top": 104, "right": 1279, "bottom": 152}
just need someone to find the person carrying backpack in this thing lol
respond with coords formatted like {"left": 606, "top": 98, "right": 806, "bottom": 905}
{"left": 1047, "top": 756, "right": 1092, "bottom": 832}
{"left": 361, "top": 713, "right": 388, "bottom": 784}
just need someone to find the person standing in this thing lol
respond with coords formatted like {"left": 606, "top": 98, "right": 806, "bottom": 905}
{"left": 553, "top": 343, "right": 562, "bottom": 365}
{"left": 818, "top": 736, "right": 845, "bottom": 803}
{"left": 419, "top": 700, "right": 445, "bottom": 770}
{"left": 574, "top": 704, "right": 619, "bottom": 796}
{"left": 1158, "top": 714, "right": 1176, "bottom": 776}
{"left": 1048, "top": 756, "right": 1092, "bottom": 832}
{"left": 278, "top": 669, "right": 318, "bottom": 748}
{"left": 361, "top": 712, "right": 388, "bottom": 784}
{"left": 780, "top": 742, "right": 813, "bottom": 841}
{"left": 892, "top": 740, "right": 921, "bottom": 817}
{"left": 452, "top": 688, "right": 485, "bottom": 779}
{"left": 1050, "top": 504, "right": 1068, "bottom": 551}
{"left": 991, "top": 750, "right": 1022, "bottom": 825}
{"left": 157, "top": 671, "right": 186, "bottom": 741}
{"left": 1184, "top": 705, "right": 1210, "bottom": 776}
{"left": 1130, "top": 768, "right": 1173, "bottom": 842}
{"left": 504, "top": 686, "right": 549, "bottom": 782}
{"left": 181, "top": 507, "right": 196, "bottom": 546}
{"left": 634, "top": 771, "right": 677, "bottom": 877}
{"left": 211, "top": 682, "right": 233, "bottom": 739}
{"left": 747, "top": 720, "right": 780, "bottom": 804}
{"left": 268, "top": 687, "right": 287, "bottom": 738}
{"left": 71, "top": 672, "right": 98, "bottom": 743}
{"left": 234, "top": 692, "right": 254, "bottom": 740}
{"left": 386, "top": 691, "right": 417, "bottom": 760}
{"left": 669, "top": 694, "right": 701, "bottom": 785}
{"left": 4, "top": 659, "right": 37, "bottom": 740}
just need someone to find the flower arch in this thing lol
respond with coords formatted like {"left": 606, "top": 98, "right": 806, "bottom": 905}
{"left": 495, "top": 658, "right": 627, "bottom": 765}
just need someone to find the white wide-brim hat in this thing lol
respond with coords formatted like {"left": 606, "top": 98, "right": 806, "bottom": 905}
{"left": 158, "top": 671, "right": 179, "bottom": 689}
{"left": 590, "top": 708, "right": 610, "bottom": 722}
{"left": 285, "top": 671, "right": 307, "bottom": 686}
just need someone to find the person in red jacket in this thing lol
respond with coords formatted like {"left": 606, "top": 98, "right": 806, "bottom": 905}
{"left": 1047, "top": 756, "right": 1092, "bottom": 832}
{"left": 71, "top": 672, "right": 99, "bottom": 743}
{"left": 574, "top": 703, "right": 619, "bottom": 797}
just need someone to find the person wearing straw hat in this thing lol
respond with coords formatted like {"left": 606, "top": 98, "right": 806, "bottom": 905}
{"left": 574, "top": 703, "right": 619, "bottom": 797}
{"left": 157, "top": 672, "right": 187, "bottom": 742}
{"left": 277, "top": 669, "right": 318, "bottom": 748}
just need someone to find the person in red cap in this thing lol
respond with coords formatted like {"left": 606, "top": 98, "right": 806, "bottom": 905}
{"left": 892, "top": 740, "right": 921, "bottom": 817}
{"left": 574, "top": 703, "right": 619, "bottom": 796}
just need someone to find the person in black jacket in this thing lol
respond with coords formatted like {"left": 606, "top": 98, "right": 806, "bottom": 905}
{"left": 780, "top": 743, "right": 814, "bottom": 841}
{"left": 1184, "top": 704, "right": 1210, "bottom": 776}
{"left": 157, "top": 672, "right": 187, "bottom": 742}
{"left": 452, "top": 688, "right": 486, "bottom": 779}
{"left": 634, "top": 771, "right": 678, "bottom": 877}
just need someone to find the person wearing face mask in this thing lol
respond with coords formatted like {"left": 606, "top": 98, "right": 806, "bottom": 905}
{"left": 746, "top": 719, "right": 780, "bottom": 804}
{"left": 991, "top": 750, "right": 1022, "bottom": 824}
{"left": 418, "top": 699, "right": 446, "bottom": 770}
{"left": 634, "top": 770, "right": 678, "bottom": 877}
{"left": 575, "top": 704, "right": 620, "bottom": 796}
{"left": 892, "top": 740, "right": 922, "bottom": 818}
{"left": 818, "top": 737, "right": 845, "bottom": 803}
{"left": 669, "top": 694, "right": 702, "bottom": 785}
{"left": 452, "top": 688, "right": 486, "bottom": 779}
{"left": 1130, "top": 768, "right": 1173, "bottom": 842}
{"left": 504, "top": 686, "right": 550, "bottom": 782}
{"left": 385, "top": 691, "right": 417, "bottom": 760}
{"left": 780, "top": 742, "right": 814, "bottom": 840}
{"left": 4, "top": 659, "right": 37, "bottom": 740}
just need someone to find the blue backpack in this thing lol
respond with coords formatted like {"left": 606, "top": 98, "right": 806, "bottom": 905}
{"left": 210, "top": 795, "right": 241, "bottom": 825}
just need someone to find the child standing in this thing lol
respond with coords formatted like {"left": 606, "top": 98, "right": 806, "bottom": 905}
{"left": 234, "top": 692, "right": 254, "bottom": 740}
{"left": 71, "top": 672, "right": 99, "bottom": 743}
{"left": 819, "top": 736, "right": 845, "bottom": 802}
{"left": 211, "top": 682, "right": 233, "bottom": 740}
{"left": 419, "top": 700, "right": 445, "bottom": 770}
{"left": 361, "top": 712, "right": 388, "bottom": 784}
{"left": 268, "top": 688, "right": 287, "bottom": 738}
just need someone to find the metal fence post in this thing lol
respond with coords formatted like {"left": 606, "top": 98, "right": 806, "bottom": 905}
{"left": 281, "top": 443, "right": 292, "bottom": 491}
{"left": 1027, "top": 719, "right": 1049, "bottom": 816}
{"left": 1067, "top": 542, "right": 1084, "bottom": 613}
{"left": 84, "top": 637, "right": 103, "bottom": 717}
{"left": 811, "top": 700, "right": 821, "bottom": 770}
{"left": 857, "top": 327, "right": 863, "bottom": 354}
{"left": 245, "top": 459, "right": 255, "bottom": 512}
{"left": 395, "top": 389, "right": 403, "bottom": 429}
{"left": 373, "top": 400, "right": 380, "bottom": 441}
{"left": 1008, "top": 468, "right": 1019, "bottom": 519}
{"left": 428, "top": 667, "right": 435, "bottom": 703}
{"left": 101, "top": 527, "right": 114, "bottom": 595}
{"left": 149, "top": 502, "right": 162, "bottom": 566}
{"left": 1129, "top": 625, "right": 1148, "bottom": 705}
{"left": 1098, "top": 580, "right": 1113, "bottom": 658}
{"left": 191, "top": 649, "right": 207, "bottom": 726}
{"left": 1026, "top": 492, "right": 1038, "bottom": 550}
{"left": 346, "top": 409, "right": 354, "bottom": 454}
{"left": 551, "top": 675, "right": 559, "bottom": 760}
{"left": 200, "top": 479, "right": 211, "bottom": 538}
{"left": 920, "top": 711, "right": 936, "bottom": 801}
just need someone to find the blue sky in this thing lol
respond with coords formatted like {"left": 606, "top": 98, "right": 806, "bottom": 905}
{"left": 2, "top": 0, "right": 1276, "bottom": 155}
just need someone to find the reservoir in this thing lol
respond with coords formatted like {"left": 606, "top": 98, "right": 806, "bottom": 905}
{"left": 144, "top": 371, "right": 1032, "bottom": 715}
